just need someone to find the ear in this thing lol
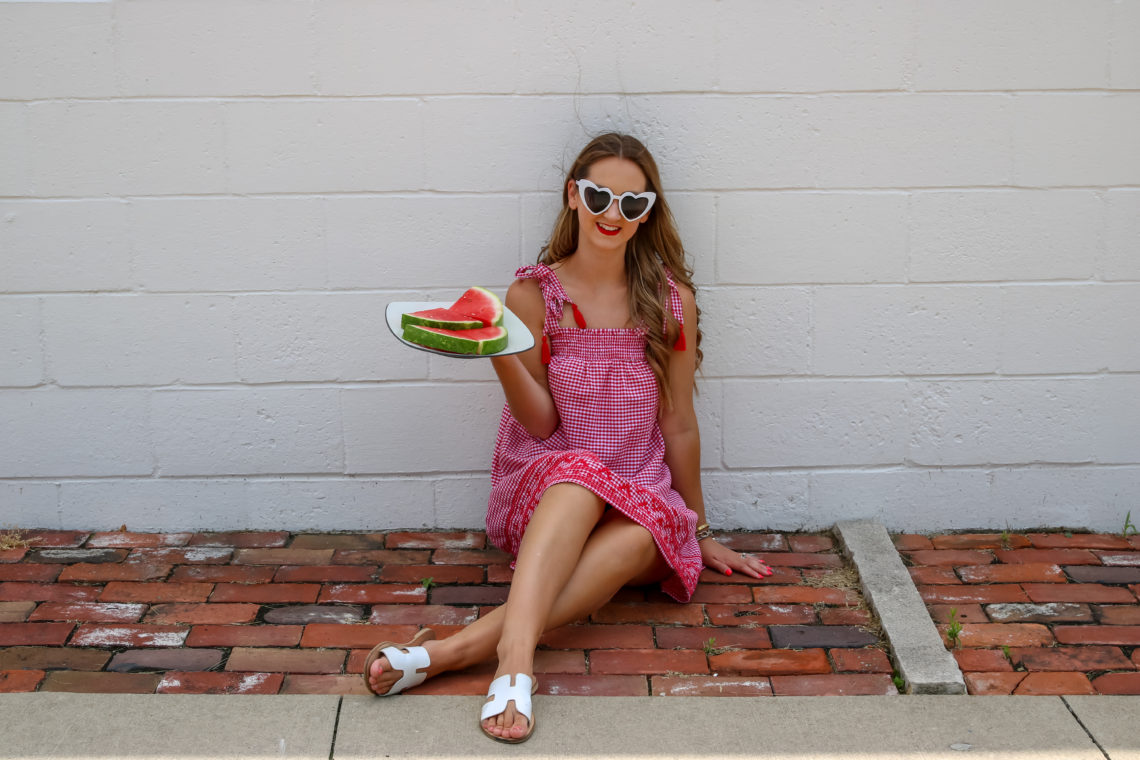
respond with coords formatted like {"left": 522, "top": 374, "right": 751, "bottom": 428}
{"left": 567, "top": 179, "right": 579, "bottom": 210}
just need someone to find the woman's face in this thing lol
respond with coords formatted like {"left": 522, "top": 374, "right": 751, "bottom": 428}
{"left": 567, "top": 156, "right": 651, "bottom": 252}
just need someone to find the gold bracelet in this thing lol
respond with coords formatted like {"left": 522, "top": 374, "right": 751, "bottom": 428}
{"left": 696, "top": 523, "right": 712, "bottom": 540}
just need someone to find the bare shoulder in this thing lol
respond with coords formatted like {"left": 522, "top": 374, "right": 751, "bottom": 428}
{"left": 506, "top": 278, "right": 545, "bottom": 330}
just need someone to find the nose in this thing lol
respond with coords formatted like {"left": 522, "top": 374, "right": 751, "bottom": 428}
{"left": 602, "top": 200, "right": 624, "bottom": 223}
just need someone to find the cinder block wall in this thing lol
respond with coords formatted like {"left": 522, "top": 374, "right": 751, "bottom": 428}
{"left": 2, "top": 0, "right": 1138, "bottom": 533}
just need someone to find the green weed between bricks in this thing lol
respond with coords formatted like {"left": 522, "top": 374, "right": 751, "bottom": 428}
{"left": 945, "top": 608, "right": 963, "bottom": 649}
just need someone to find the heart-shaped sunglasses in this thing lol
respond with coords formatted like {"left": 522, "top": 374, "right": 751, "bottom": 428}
{"left": 575, "top": 179, "right": 657, "bottom": 222}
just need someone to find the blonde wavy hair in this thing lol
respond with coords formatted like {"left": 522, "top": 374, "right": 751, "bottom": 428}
{"left": 540, "top": 133, "right": 702, "bottom": 405}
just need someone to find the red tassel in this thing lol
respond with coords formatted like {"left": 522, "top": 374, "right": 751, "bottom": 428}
{"left": 541, "top": 334, "right": 551, "bottom": 364}
{"left": 673, "top": 327, "right": 686, "bottom": 351}
{"left": 571, "top": 303, "right": 586, "bottom": 329}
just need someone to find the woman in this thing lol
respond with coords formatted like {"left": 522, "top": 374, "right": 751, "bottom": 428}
{"left": 366, "top": 133, "right": 772, "bottom": 743}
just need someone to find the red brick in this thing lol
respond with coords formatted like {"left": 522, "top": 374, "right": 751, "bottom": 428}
{"left": 234, "top": 548, "right": 334, "bottom": 566}
{"left": 787, "top": 534, "right": 835, "bottom": 553}
{"left": 909, "top": 566, "right": 961, "bottom": 585}
{"left": 1014, "top": 672, "right": 1095, "bottom": 695}
{"left": 19, "top": 530, "right": 88, "bottom": 548}
{"left": 536, "top": 674, "right": 648, "bottom": 696}
{"left": 186, "top": 624, "right": 302, "bottom": 648}
{"left": 757, "top": 552, "right": 843, "bottom": 568}
{"left": 0, "top": 646, "right": 110, "bottom": 671}
{"left": 771, "top": 674, "right": 897, "bottom": 696}
{"left": 706, "top": 604, "right": 815, "bottom": 626}
{"left": 906, "top": 550, "right": 994, "bottom": 566}
{"left": 919, "top": 585, "right": 1029, "bottom": 604}
{"left": 29, "top": 602, "right": 146, "bottom": 623}
{"left": 932, "top": 533, "right": 1032, "bottom": 550}
{"left": 430, "top": 548, "right": 510, "bottom": 565}
{"left": 950, "top": 623, "right": 1054, "bottom": 648}
{"left": 653, "top": 675, "right": 772, "bottom": 696}
{"left": 0, "top": 582, "right": 99, "bottom": 602}
{"left": 319, "top": 584, "right": 426, "bottom": 605}
{"left": 107, "top": 648, "right": 223, "bottom": 673}
{"left": 486, "top": 564, "right": 513, "bottom": 583}
{"left": 995, "top": 548, "right": 1100, "bottom": 565}
{"left": 0, "top": 548, "right": 28, "bottom": 562}
{"left": 893, "top": 534, "right": 933, "bottom": 551}
{"left": 1065, "top": 566, "right": 1140, "bottom": 584}
{"left": 752, "top": 586, "right": 857, "bottom": 605}
{"left": 158, "top": 671, "right": 283, "bottom": 695}
{"left": 210, "top": 583, "right": 320, "bottom": 604}
{"left": 928, "top": 604, "right": 988, "bottom": 624}
{"left": 389, "top": 664, "right": 490, "bottom": 696}
{"left": 534, "top": 650, "right": 586, "bottom": 674}
{"left": 145, "top": 603, "right": 260, "bottom": 625}
{"left": 1097, "top": 605, "right": 1140, "bottom": 625}
{"left": 540, "top": 624, "right": 655, "bottom": 650}
{"left": 170, "top": 565, "right": 275, "bottom": 584}
{"left": 41, "top": 671, "right": 161, "bottom": 694}
{"left": 1029, "top": 533, "right": 1132, "bottom": 550}
{"left": 717, "top": 533, "right": 788, "bottom": 552}
{"left": 1012, "top": 646, "right": 1134, "bottom": 672}
{"left": 689, "top": 584, "right": 753, "bottom": 603}
{"left": 831, "top": 648, "right": 892, "bottom": 673}
{"left": 378, "top": 564, "right": 483, "bottom": 585}
{"left": 1023, "top": 583, "right": 1135, "bottom": 604}
{"left": 289, "top": 534, "right": 385, "bottom": 550}
{"left": 953, "top": 648, "right": 1013, "bottom": 672}
{"left": 58, "top": 563, "right": 171, "bottom": 582}
{"left": 652, "top": 627, "right": 771, "bottom": 651}
{"left": 368, "top": 604, "right": 478, "bottom": 626}
{"left": 0, "top": 669, "right": 44, "bottom": 692}
{"left": 386, "top": 531, "right": 485, "bottom": 549}
{"left": 1092, "top": 672, "right": 1140, "bottom": 695}
{"left": 709, "top": 648, "right": 831, "bottom": 676}
{"left": 272, "top": 565, "right": 373, "bottom": 583}
{"left": 958, "top": 564, "right": 1065, "bottom": 584}
{"left": 700, "top": 567, "right": 800, "bottom": 585}
{"left": 819, "top": 607, "right": 873, "bottom": 626}
{"left": 1135, "top": 650, "right": 1140, "bottom": 668}
{"left": 590, "top": 648, "right": 708, "bottom": 675}
{"left": 332, "top": 549, "right": 431, "bottom": 565}
{"left": 0, "top": 564, "right": 61, "bottom": 582}
{"left": 591, "top": 602, "right": 705, "bottom": 626}
{"left": 188, "top": 531, "right": 289, "bottom": 548}
{"left": 87, "top": 532, "right": 191, "bottom": 548}
{"left": 0, "top": 601, "right": 36, "bottom": 622}
{"left": 0, "top": 622, "right": 74, "bottom": 646}
{"left": 300, "top": 623, "right": 421, "bottom": 649}
{"left": 100, "top": 582, "right": 212, "bottom": 603}
{"left": 983, "top": 602, "right": 1093, "bottom": 624}
{"left": 126, "top": 547, "right": 233, "bottom": 565}
{"left": 1053, "top": 625, "right": 1140, "bottom": 646}
{"left": 226, "top": 647, "right": 345, "bottom": 674}
{"left": 71, "top": 624, "right": 188, "bottom": 648}
{"left": 281, "top": 674, "right": 370, "bottom": 695}
{"left": 965, "top": 672, "right": 1026, "bottom": 695}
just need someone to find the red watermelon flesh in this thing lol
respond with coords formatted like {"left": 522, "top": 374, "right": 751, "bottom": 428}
{"left": 449, "top": 286, "right": 503, "bottom": 327}
{"left": 400, "top": 307, "right": 482, "bottom": 330}
{"left": 402, "top": 324, "right": 508, "bottom": 355}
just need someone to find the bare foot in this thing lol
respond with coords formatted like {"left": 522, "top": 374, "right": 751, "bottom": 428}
{"left": 367, "top": 639, "right": 446, "bottom": 695}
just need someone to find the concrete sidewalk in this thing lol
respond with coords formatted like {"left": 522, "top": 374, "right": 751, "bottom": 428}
{"left": 2, "top": 693, "right": 1137, "bottom": 759}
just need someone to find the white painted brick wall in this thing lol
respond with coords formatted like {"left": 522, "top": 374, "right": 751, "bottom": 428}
{"left": 1, "top": 1, "right": 1136, "bottom": 533}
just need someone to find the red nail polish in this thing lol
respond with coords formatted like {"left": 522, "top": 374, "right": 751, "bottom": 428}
{"left": 725, "top": 568, "right": 732, "bottom": 576}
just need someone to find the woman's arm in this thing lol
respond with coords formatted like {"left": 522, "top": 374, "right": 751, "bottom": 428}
{"left": 489, "top": 278, "right": 559, "bottom": 439}
{"left": 659, "top": 285, "right": 772, "bottom": 579}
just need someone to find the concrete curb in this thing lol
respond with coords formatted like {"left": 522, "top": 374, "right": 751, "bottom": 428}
{"left": 836, "top": 518, "right": 967, "bottom": 695}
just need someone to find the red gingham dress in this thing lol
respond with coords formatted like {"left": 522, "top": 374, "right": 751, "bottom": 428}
{"left": 486, "top": 263, "right": 702, "bottom": 602}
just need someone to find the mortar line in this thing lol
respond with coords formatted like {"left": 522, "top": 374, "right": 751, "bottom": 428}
{"left": 1061, "top": 696, "right": 1111, "bottom": 760}
{"left": 329, "top": 695, "right": 343, "bottom": 760}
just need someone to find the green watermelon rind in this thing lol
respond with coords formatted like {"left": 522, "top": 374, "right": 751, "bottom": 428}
{"left": 400, "top": 308, "right": 483, "bottom": 330}
{"left": 402, "top": 324, "right": 509, "bottom": 355}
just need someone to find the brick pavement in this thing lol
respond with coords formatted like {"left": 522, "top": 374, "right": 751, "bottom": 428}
{"left": 901, "top": 531, "right": 1140, "bottom": 695}
{"left": 0, "top": 529, "right": 896, "bottom": 696}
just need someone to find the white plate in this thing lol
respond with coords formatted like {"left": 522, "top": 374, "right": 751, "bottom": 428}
{"left": 386, "top": 301, "right": 536, "bottom": 358}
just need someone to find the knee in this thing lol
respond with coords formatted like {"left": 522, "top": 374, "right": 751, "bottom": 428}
{"left": 616, "top": 519, "right": 658, "bottom": 562}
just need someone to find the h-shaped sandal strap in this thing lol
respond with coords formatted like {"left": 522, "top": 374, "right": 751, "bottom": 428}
{"left": 480, "top": 674, "right": 534, "bottom": 723}
{"left": 381, "top": 645, "right": 430, "bottom": 694}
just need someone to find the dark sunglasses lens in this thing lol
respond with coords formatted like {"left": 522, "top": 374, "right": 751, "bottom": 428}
{"left": 582, "top": 185, "right": 612, "bottom": 214}
{"left": 620, "top": 195, "right": 649, "bottom": 220}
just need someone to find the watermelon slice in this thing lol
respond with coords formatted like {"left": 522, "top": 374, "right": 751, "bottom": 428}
{"left": 403, "top": 286, "right": 503, "bottom": 329}
{"left": 402, "top": 324, "right": 509, "bottom": 355}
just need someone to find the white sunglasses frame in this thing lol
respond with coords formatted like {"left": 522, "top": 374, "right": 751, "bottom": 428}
{"left": 574, "top": 179, "right": 657, "bottom": 222}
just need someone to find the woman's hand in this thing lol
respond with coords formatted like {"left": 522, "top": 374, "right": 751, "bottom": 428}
{"left": 700, "top": 537, "right": 773, "bottom": 579}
